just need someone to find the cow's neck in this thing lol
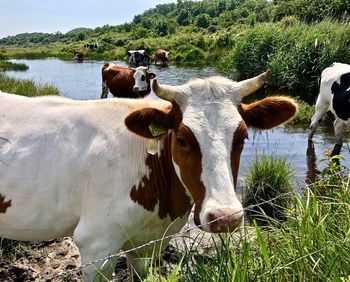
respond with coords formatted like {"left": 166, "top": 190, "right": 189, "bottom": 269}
{"left": 130, "top": 133, "right": 192, "bottom": 221}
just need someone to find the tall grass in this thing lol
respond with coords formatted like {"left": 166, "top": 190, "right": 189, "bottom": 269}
{"left": 243, "top": 155, "right": 295, "bottom": 223}
{"left": 145, "top": 160, "right": 350, "bottom": 281}
{"left": 0, "top": 60, "right": 29, "bottom": 71}
{"left": 0, "top": 74, "right": 59, "bottom": 96}
{"left": 217, "top": 19, "right": 350, "bottom": 103}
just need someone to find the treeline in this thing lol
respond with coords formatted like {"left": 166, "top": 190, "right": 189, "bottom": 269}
{"left": 1, "top": 0, "right": 349, "bottom": 46}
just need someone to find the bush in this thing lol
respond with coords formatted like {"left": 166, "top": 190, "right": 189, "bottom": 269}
{"left": 184, "top": 48, "right": 206, "bottom": 63}
{"left": 287, "top": 100, "right": 315, "bottom": 125}
{"left": 243, "top": 154, "right": 295, "bottom": 224}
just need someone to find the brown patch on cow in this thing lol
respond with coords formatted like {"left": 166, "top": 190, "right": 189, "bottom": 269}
{"left": 238, "top": 96, "right": 298, "bottom": 129}
{"left": 231, "top": 121, "right": 248, "bottom": 187}
{"left": 130, "top": 132, "right": 192, "bottom": 220}
{"left": 127, "top": 103, "right": 205, "bottom": 224}
{"left": 0, "top": 193, "right": 11, "bottom": 213}
{"left": 170, "top": 124, "right": 205, "bottom": 227}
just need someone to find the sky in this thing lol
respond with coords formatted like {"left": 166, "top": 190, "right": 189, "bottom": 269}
{"left": 0, "top": 0, "right": 176, "bottom": 39}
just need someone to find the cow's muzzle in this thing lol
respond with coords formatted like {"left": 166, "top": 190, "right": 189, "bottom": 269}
{"left": 204, "top": 208, "right": 243, "bottom": 233}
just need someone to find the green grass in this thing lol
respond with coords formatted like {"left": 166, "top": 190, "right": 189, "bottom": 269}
{"left": 242, "top": 155, "right": 295, "bottom": 223}
{"left": 0, "top": 74, "right": 59, "bottom": 96}
{"left": 0, "top": 60, "right": 29, "bottom": 71}
{"left": 144, "top": 157, "right": 350, "bottom": 282}
{"left": 287, "top": 100, "right": 315, "bottom": 125}
{"left": 146, "top": 178, "right": 350, "bottom": 281}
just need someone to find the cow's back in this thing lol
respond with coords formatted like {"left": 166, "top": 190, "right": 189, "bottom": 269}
{"left": 0, "top": 92, "right": 168, "bottom": 241}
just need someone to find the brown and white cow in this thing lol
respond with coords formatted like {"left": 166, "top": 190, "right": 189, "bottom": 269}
{"left": 0, "top": 72, "right": 297, "bottom": 281}
{"left": 101, "top": 63, "right": 156, "bottom": 99}
{"left": 155, "top": 49, "right": 170, "bottom": 67}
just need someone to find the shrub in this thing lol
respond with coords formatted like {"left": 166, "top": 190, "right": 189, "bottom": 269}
{"left": 287, "top": 100, "right": 315, "bottom": 125}
{"left": 184, "top": 48, "right": 206, "bottom": 63}
{"left": 243, "top": 154, "right": 295, "bottom": 224}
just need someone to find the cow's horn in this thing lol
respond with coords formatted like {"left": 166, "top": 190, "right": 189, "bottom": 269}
{"left": 152, "top": 79, "right": 178, "bottom": 101}
{"left": 237, "top": 70, "right": 271, "bottom": 98}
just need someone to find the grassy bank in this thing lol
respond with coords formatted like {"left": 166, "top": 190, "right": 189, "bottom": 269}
{"left": 217, "top": 19, "right": 350, "bottom": 103}
{"left": 0, "top": 74, "right": 59, "bottom": 96}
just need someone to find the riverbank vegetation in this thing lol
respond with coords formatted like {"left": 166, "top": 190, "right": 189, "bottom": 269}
{"left": 147, "top": 159, "right": 350, "bottom": 281}
{"left": 1, "top": 0, "right": 349, "bottom": 104}
{"left": 0, "top": 74, "right": 59, "bottom": 96}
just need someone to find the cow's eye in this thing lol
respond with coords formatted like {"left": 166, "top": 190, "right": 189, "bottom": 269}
{"left": 177, "top": 137, "right": 188, "bottom": 148}
{"left": 141, "top": 75, "right": 145, "bottom": 81}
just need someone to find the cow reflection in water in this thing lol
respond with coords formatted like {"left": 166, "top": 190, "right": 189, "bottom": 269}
{"left": 306, "top": 140, "right": 320, "bottom": 184}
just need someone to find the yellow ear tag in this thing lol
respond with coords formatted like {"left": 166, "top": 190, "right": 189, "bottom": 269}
{"left": 149, "top": 122, "right": 166, "bottom": 137}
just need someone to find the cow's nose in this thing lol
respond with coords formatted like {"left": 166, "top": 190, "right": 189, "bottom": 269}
{"left": 206, "top": 208, "right": 243, "bottom": 233}
{"left": 133, "top": 86, "right": 139, "bottom": 92}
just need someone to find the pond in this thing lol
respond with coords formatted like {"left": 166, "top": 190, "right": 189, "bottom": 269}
{"left": 5, "top": 58, "right": 350, "bottom": 190}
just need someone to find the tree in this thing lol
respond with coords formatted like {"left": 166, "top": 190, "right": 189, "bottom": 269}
{"left": 194, "top": 13, "right": 211, "bottom": 28}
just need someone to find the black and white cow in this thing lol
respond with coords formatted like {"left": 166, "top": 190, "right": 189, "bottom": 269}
{"left": 309, "top": 62, "right": 350, "bottom": 156}
{"left": 128, "top": 50, "right": 151, "bottom": 67}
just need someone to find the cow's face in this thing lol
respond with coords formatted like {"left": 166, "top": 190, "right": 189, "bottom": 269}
{"left": 132, "top": 66, "right": 156, "bottom": 95}
{"left": 125, "top": 72, "right": 298, "bottom": 233}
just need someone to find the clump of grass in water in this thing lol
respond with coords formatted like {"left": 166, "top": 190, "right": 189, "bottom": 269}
{"left": 0, "top": 74, "right": 59, "bottom": 97}
{"left": 0, "top": 60, "right": 29, "bottom": 72}
{"left": 243, "top": 154, "right": 295, "bottom": 224}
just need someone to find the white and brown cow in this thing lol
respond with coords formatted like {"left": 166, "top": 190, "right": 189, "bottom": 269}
{"left": 155, "top": 49, "right": 170, "bottom": 67}
{"left": 0, "top": 72, "right": 297, "bottom": 281}
{"left": 309, "top": 62, "right": 350, "bottom": 156}
{"left": 101, "top": 63, "right": 156, "bottom": 99}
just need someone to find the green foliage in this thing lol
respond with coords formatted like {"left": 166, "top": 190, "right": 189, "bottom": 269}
{"left": 0, "top": 60, "right": 28, "bottom": 71}
{"left": 243, "top": 154, "right": 295, "bottom": 223}
{"left": 194, "top": 13, "right": 211, "bottom": 28}
{"left": 0, "top": 74, "right": 60, "bottom": 97}
{"left": 217, "top": 20, "right": 350, "bottom": 103}
{"left": 273, "top": 0, "right": 350, "bottom": 23}
{"left": 151, "top": 181, "right": 350, "bottom": 281}
{"left": 184, "top": 47, "right": 206, "bottom": 64}
{"left": 1, "top": 0, "right": 350, "bottom": 101}
{"left": 287, "top": 100, "right": 314, "bottom": 125}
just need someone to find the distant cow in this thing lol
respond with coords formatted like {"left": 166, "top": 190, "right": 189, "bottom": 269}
{"left": 155, "top": 49, "right": 170, "bottom": 67}
{"left": 309, "top": 62, "right": 350, "bottom": 157}
{"left": 128, "top": 50, "right": 151, "bottom": 67}
{"left": 73, "top": 51, "right": 84, "bottom": 61}
{"left": 85, "top": 43, "right": 98, "bottom": 50}
{"left": 101, "top": 63, "right": 156, "bottom": 99}
{"left": 0, "top": 71, "right": 297, "bottom": 281}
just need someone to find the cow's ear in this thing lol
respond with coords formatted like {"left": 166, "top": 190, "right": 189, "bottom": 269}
{"left": 125, "top": 107, "right": 174, "bottom": 139}
{"left": 147, "top": 71, "right": 156, "bottom": 79}
{"left": 239, "top": 96, "right": 298, "bottom": 129}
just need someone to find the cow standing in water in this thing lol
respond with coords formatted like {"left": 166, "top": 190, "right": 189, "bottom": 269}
{"left": 128, "top": 50, "right": 151, "bottom": 67}
{"left": 309, "top": 62, "right": 350, "bottom": 157}
{"left": 101, "top": 63, "right": 156, "bottom": 99}
{"left": 0, "top": 71, "right": 297, "bottom": 281}
{"left": 155, "top": 49, "right": 170, "bottom": 67}
{"left": 74, "top": 51, "right": 84, "bottom": 62}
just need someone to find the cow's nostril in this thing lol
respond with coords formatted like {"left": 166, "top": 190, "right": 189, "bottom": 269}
{"left": 133, "top": 86, "right": 139, "bottom": 92}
